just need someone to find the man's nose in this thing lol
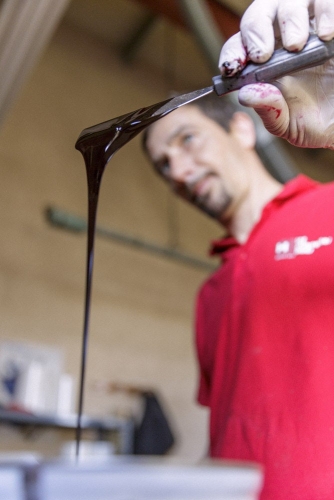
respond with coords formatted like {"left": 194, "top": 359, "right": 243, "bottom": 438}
{"left": 168, "top": 154, "right": 192, "bottom": 183}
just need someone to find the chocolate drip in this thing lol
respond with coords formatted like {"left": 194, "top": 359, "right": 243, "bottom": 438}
{"left": 74, "top": 97, "right": 175, "bottom": 459}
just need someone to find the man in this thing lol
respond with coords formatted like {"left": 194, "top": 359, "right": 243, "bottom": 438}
{"left": 143, "top": 90, "right": 334, "bottom": 498}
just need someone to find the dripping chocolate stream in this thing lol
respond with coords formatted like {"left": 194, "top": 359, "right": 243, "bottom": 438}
{"left": 74, "top": 98, "right": 172, "bottom": 460}
{"left": 74, "top": 87, "right": 214, "bottom": 460}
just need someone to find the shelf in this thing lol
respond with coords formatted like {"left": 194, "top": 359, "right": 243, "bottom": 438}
{"left": 0, "top": 409, "right": 134, "bottom": 454}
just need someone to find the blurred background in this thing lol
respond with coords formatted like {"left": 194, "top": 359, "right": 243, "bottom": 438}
{"left": 0, "top": 0, "right": 333, "bottom": 462}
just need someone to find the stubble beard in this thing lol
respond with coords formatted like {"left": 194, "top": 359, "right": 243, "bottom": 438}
{"left": 187, "top": 179, "right": 232, "bottom": 222}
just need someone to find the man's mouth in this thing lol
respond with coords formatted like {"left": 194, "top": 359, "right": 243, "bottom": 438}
{"left": 186, "top": 172, "right": 212, "bottom": 200}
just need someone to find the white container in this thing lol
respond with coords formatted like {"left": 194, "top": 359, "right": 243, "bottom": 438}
{"left": 38, "top": 459, "right": 263, "bottom": 500}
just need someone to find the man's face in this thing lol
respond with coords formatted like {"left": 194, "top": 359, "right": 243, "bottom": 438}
{"left": 146, "top": 105, "right": 246, "bottom": 221}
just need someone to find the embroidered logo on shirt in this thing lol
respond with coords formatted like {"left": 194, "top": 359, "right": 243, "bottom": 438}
{"left": 275, "top": 236, "right": 333, "bottom": 260}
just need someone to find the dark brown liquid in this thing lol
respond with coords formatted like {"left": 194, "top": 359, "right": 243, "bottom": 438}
{"left": 74, "top": 98, "right": 174, "bottom": 458}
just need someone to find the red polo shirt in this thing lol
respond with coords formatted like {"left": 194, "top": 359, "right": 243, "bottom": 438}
{"left": 196, "top": 175, "right": 334, "bottom": 499}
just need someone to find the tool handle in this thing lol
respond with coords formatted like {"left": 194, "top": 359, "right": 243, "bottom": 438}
{"left": 213, "top": 34, "right": 334, "bottom": 96}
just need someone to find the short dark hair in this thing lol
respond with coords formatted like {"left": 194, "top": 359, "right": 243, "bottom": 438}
{"left": 141, "top": 93, "right": 238, "bottom": 156}
{"left": 188, "top": 92, "right": 237, "bottom": 131}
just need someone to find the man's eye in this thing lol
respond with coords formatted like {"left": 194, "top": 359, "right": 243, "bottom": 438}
{"left": 161, "top": 161, "right": 170, "bottom": 175}
{"left": 155, "top": 160, "right": 170, "bottom": 177}
{"left": 182, "top": 133, "right": 193, "bottom": 144}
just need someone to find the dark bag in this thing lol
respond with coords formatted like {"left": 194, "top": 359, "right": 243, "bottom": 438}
{"left": 133, "top": 392, "right": 175, "bottom": 455}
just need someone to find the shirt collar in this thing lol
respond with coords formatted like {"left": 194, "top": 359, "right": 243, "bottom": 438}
{"left": 210, "top": 175, "right": 318, "bottom": 256}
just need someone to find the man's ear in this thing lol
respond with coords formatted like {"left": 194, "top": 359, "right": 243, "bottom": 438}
{"left": 229, "top": 111, "right": 256, "bottom": 149}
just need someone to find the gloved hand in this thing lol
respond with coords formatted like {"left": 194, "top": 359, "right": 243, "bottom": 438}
{"left": 218, "top": 0, "right": 334, "bottom": 149}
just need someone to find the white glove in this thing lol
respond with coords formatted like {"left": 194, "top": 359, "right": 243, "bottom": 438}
{"left": 218, "top": 0, "right": 334, "bottom": 149}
